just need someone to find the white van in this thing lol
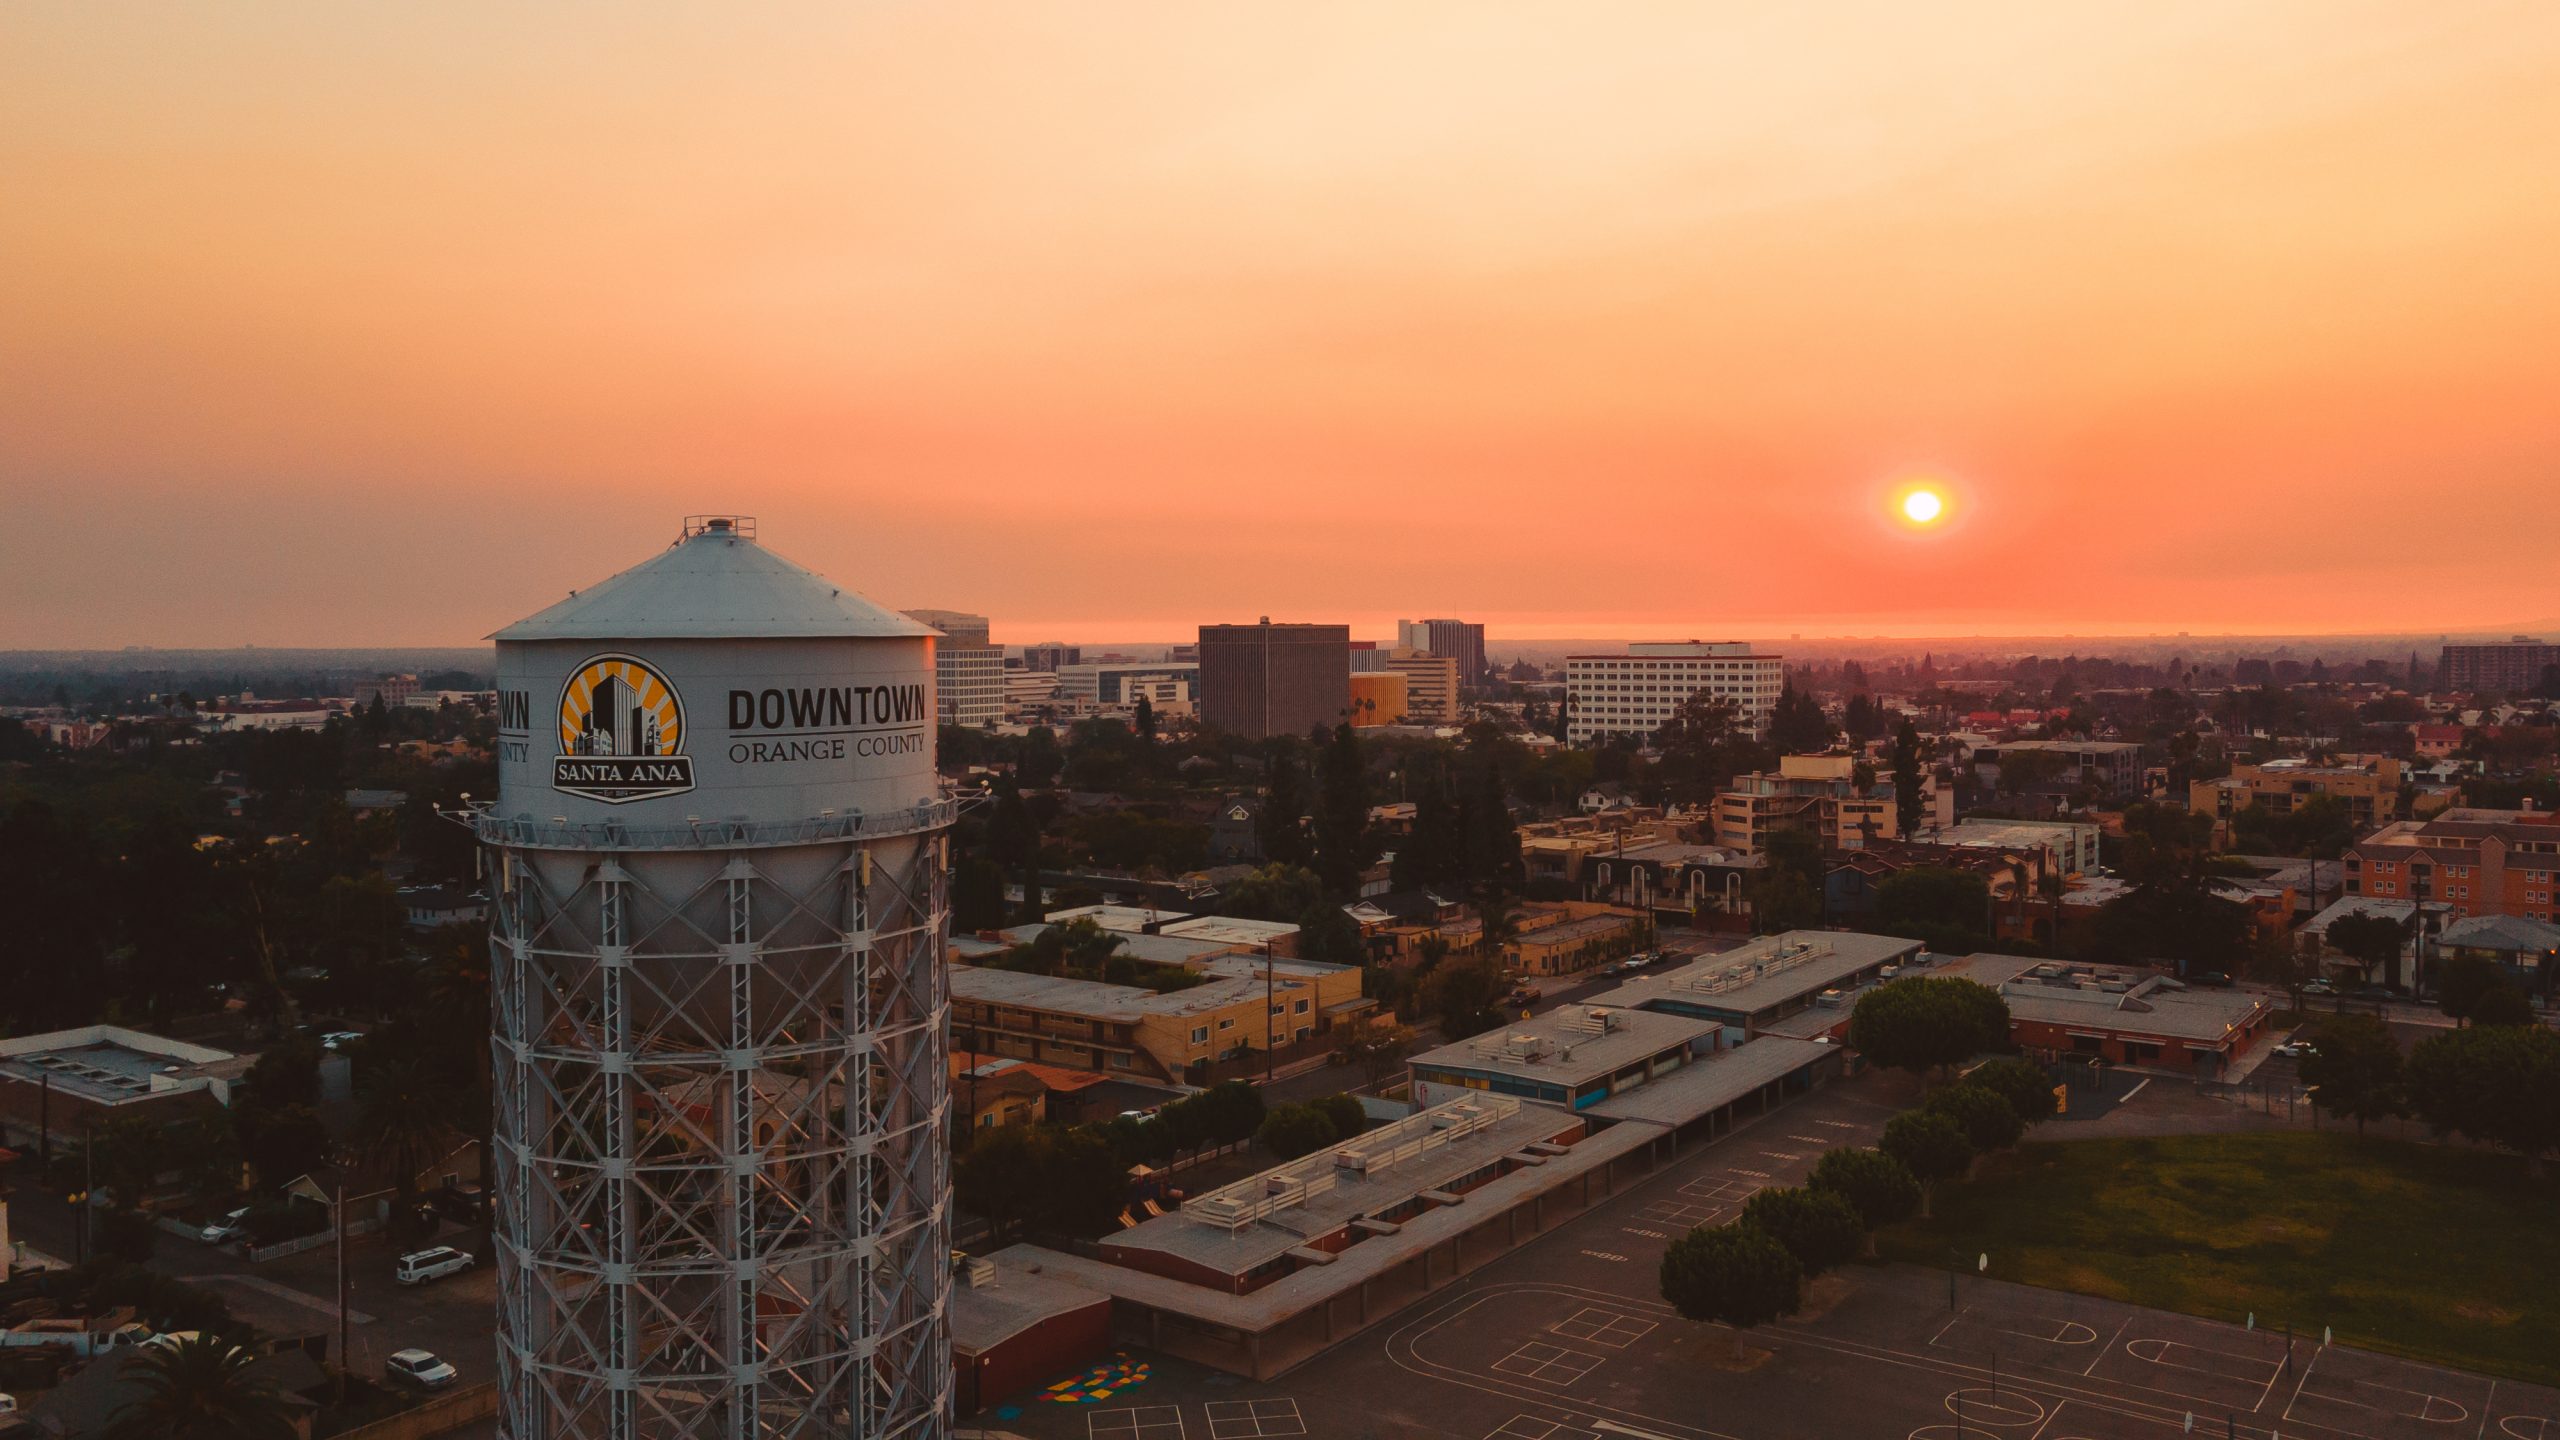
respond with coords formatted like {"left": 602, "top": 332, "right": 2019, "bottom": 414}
{"left": 394, "top": 1246, "right": 476, "bottom": 1286}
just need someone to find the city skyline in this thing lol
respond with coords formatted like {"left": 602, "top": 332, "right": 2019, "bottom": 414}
{"left": 8, "top": 3, "right": 2560, "bottom": 648}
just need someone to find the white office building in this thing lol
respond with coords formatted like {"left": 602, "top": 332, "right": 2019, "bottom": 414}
{"left": 904, "top": 608, "right": 1004, "bottom": 730}
{"left": 1565, "top": 642, "right": 1783, "bottom": 743}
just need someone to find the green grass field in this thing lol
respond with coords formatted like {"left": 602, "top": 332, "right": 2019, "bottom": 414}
{"left": 1876, "top": 1132, "right": 2560, "bottom": 1386}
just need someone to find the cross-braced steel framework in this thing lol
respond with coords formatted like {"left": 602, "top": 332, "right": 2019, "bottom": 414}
{"left": 483, "top": 813, "right": 952, "bottom": 1439}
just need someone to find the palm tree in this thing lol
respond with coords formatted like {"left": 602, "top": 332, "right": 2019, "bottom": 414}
{"left": 358, "top": 1051, "right": 465, "bottom": 1245}
{"left": 107, "top": 1334, "right": 297, "bottom": 1440}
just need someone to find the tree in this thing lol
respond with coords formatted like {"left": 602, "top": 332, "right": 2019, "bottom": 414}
{"left": 1879, "top": 1111, "right": 1974, "bottom": 1215}
{"left": 2468, "top": 979, "right": 2536, "bottom": 1028}
{"left": 1768, "top": 685, "right": 1834, "bottom": 755}
{"left": 105, "top": 1333, "right": 297, "bottom": 1440}
{"left": 1658, "top": 1222, "right": 1801, "bottom": 1328}
{"left": 956, "top": 1127, "right": 1046, "bottom": 1240}
{"left": 1195, "top": 1080, "right": 1268, "bottom": 1147}
{"left": 1459, "top": 760, "right": 1522, "bottom": 889}
{"left": 1256, "top": 755, "right": 1312, "bottom": 869}
{"left": 2247, "top": 930, "right": 2322, "bottom": 1014}
{"left": 1031, "top": 1128, "right": 1133, "bottom": 1237}
{"left": 1312, "top": 1092, "right": 1368, "bottom": 1140}
{"left": 2402, "top": 1024, "right": 2560, "bottom": 1172}
{"left": 2435, "top": 955, "right": 2507, "bottom": 1027}
{"left": 1739, "top": 1186, "right": 1865, "bottom": 1277}
{"left": 1964, "top": 1057, "right": 2059, "bottom": 1126}
{"left": 233, "top": 1102, "right": 330, "bottom": 1188}
{"left": 1256, "top": 1103, "right": 1339, "bottom": 1160}
{"left": 2298, "top": 1013, "right": 2402, "bottom": 1137}
{"left": 1807, "top": 1147, "right": 1922, "bottom": 1241}
{"left": 1922, "top": 1083, "right": 2026, "bottom": 1153}
{"left": 240, "top": 1033, "right": 322, "bottom": 1108}
{"left": 1341, "top": 1025, "right": 1415, "bottom": 1089}
{"left": 1750, "top": 828, "right": 1827, "bottom": 933}
{"left": 1871, "top": 867, "right": 1992, "bottom": 953}
{"left": 356, "top": 1052, "right": 465, "bottom": 1246}
{"left": 1133, "top": 693, "right": 1157, "bottom": 742}
{"left": 1420, "top": 956, "right": 1507, "bottom": 1040}
{"left": 1312, "top": 725, "right": 1379, "bottom": 897}
{"left": 2325, "top": 910, "right": 2410, "bottom": 991}
{"left": 1891, "top": 722, "right": 1925, "bottom": 837}
{"left": 1847, "top": 977, "right": 2012, "bottom": 1079}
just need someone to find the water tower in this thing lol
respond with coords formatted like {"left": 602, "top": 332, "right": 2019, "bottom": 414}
{"left": 476, "top": 516, "right": 953, "bottom": 1439}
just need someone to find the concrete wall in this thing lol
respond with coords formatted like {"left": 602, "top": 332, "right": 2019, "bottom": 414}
{"left": 334, "top": 1382, "right": 499, "bottom": 1440}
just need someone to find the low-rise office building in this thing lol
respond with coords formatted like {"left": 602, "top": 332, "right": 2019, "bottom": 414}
{"left": 1565, "top": 642, "right": 1784, "bottom": 743}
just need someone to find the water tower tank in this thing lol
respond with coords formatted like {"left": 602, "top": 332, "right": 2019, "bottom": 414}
{"left": 479, "top": 516, "right": 953, "bottom": 1440}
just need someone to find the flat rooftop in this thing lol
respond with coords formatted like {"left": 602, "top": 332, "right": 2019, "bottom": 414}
{"left": 1158, "top": 916, "right": 1301, "bottom": 947}
{"left": 950, "top": 1250, "right": 1111, "bottom": 1354}
{"left": 973, "top": 923, "right": 1243, "bottom": 967}
{"left": 1408, "top": 1004, "right": 1716, "bottom": 1089}
{"left": 1584, "top": 930, "right": 1921, "bottom": 1019}
{"left": 1959, "top": 953, "right": 2271, "bottom": 1045}
{"left": 1043, "top": 904, "right": 1198, "bottom": 933}
{"left": 1582, "top": 1036, "right": 1835, "bottom": 1127}
{"left": 1103, "top": 1095, "right": 1580, "bottom": 1277}
{"left": 0, "top": 1025, "right": 242, "bottom": 1105}
{"left": 949, "top": 964, "right": 1308, "bottom": 1021}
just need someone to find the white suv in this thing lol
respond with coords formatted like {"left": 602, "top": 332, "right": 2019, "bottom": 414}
{"left": 394, "top": 1246, "right": 476, "bottom": 1286}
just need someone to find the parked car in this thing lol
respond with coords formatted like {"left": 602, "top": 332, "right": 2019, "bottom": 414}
{"left": 2189, "top": 971, "right": 2233, "bottom": 988}
{"left": 2300, "top": 979, "right": 2336, "bottom": 997}
{"left": 2273, "top": 1040, "right": 2318, "bottom": 1059}
{"left": 435, "top": 1182, "right": 488, "bottom": 1223}
{"left": 386, "top": 1349, "right": 459, "bottom": 1389}
{"left": 2352, "top": 983, "right": 2400, "bottom": 1001}
{"left": 200, "top": 1208, "right": 252, "bottom": 1244}
{"left": 320, "top": 1031, "right": 364, "bottom": 1051}
{"left": 1503, "top": 986, "right": 1538, "bottom": 1009}
{"left": 394, "top": 1247, "right": 476, "bottom": 1286}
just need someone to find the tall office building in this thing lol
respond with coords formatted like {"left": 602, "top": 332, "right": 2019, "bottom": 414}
{"left": 1564, "top": 641, "right": 1783, "bottom": 743}
{"left": 1198, "top": 621, "right": 1351, "bottom": 739}
{"left": 1021, "top": 642, "right": 1082, "bottom": 673}
{"left": 903, "top": 608, "right": 1004, "bottom": 729}
{"left": 1397, "top": 618, "right": 1488, "bottom": 687}
{"left": 2440, "top": 638, "right": 2560, "bottom": 694}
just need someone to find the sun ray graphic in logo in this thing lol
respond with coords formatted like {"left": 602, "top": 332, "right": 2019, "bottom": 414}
{"left": 553, "top": 654, "right": 694, "bottom": 803}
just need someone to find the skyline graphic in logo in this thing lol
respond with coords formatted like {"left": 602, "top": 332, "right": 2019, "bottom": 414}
{"left": 553, "top": 654, "right": 695, "bottom": 803}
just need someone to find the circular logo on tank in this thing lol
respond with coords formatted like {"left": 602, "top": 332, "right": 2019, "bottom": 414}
{"left": 552, "top": 653, "right": 696, "bottom": 803}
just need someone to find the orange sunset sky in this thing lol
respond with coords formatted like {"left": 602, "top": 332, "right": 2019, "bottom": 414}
{"left": 5, "top": 3, "right": 2559, "bottom": 650}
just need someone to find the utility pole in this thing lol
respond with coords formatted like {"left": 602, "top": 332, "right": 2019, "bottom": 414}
{"left": 78, "top": 1124, "right": 93, "bottom": 1265}
{"left": 335, "top": 1183, "right": 349, "bottom": 1401}
{"left": 36, "top": 1075, "right": 49, "bottom": 1165}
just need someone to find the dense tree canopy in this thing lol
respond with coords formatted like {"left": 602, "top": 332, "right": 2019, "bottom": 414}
{"left": 2402, "top": 1025, "right": 2560, "bottom": 1169}
{"left": 1848, "top": 977, "right": 2012, "bottom": 1077}
{"left": 1659, "top": 1222, "right": 1801, "bottom": 1328}
{"left": 1739, "top": 1186, "right": 1865, "bottom": 1276}
{"left": 1807, "top": 1147, "right": 1922, "bottom": 1231}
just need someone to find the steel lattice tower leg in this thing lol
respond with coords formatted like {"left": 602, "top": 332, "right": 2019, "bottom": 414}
{"left": 490, "top": 829, "right": 950, "bottom": 1439}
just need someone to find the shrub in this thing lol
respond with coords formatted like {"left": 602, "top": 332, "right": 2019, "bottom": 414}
{"left": 1923, "top": 1082, "right": 2027, "bottom": 1153}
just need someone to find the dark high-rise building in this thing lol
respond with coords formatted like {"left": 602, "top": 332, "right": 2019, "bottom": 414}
{"left": 2439, "top": 638, "right": 2560, "bottom": 694}
{"left": 1199, "top": 621, "right": 1351, "bottom": 739}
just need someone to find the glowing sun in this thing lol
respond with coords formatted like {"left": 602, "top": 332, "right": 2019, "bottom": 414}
{"left": 1901, "top": 488, "right": 1945, "bottom": 525}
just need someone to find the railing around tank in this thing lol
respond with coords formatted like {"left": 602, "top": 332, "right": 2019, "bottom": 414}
{"left": 469, "top": 797, "right": 955, "bottom": 851}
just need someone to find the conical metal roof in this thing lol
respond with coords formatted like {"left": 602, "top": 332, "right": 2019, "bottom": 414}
{"left": 493, "top": 516, "right": 933, "bottom": 642}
